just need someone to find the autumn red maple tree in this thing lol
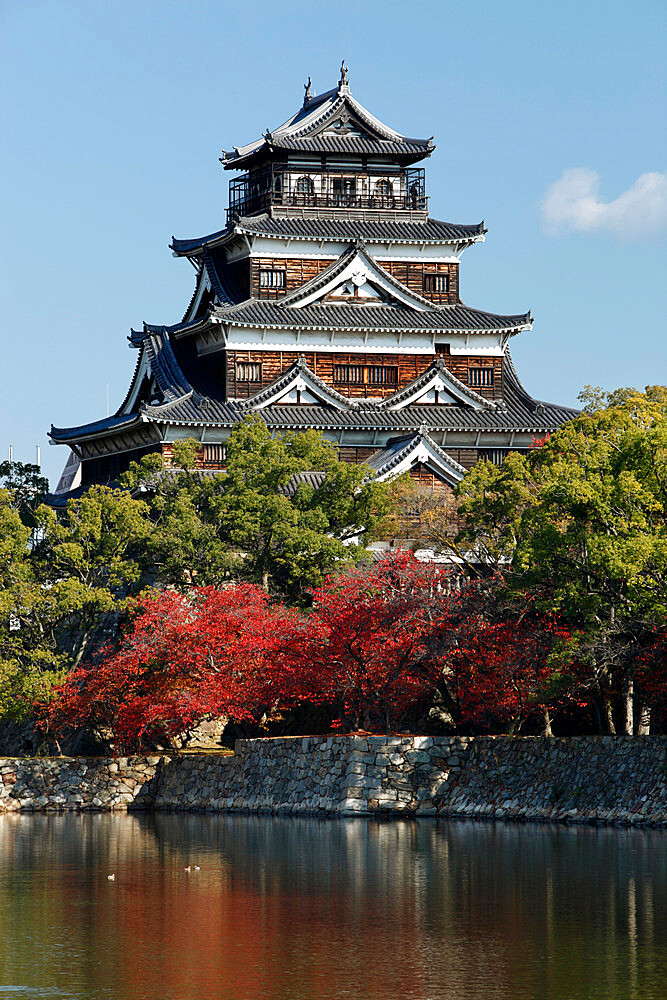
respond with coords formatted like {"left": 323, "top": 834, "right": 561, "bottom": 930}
{"left": 41, "top": 584, "right": 303, "bottom": 751}
{"left": 443, "top": 592, "right": 579, "bottom": 734}
{"left": 40, "top": 553, "right": 594, "bottom": 749}
{"left": 299, "top": 551, "right": 452, "bottom": 731}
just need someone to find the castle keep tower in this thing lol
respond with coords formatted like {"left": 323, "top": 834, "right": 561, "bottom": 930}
{"left": 51, "top": 65, "right": 577, "bottom": 496}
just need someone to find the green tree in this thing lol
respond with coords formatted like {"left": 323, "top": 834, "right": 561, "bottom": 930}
{"left": 123, "top": 418, "right": 392, "bottom": 600}
{"left": 0, "top": 489, "right": 63, "bottom": 721}
{"left": 0, "top": 485, "right": 151, "bottom": 723}
{"left": 0, "top": 461, "right": 49, "bottom": 526}
{"left": 456, "top": 385, "right": 667, "bottom": 734}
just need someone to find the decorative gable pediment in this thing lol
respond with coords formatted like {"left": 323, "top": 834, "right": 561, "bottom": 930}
{"left": 378, "top": 359, "right": 499, "bottom": 411}
{"left": 319, "top": 116, "right": 371, "bottom": 140}
{"left": 324, "top": 270, "right": 386, "bottom": 303}
{"left": 368, "top": 431, "right": 467, "bottom": 487}
{"left": 238, "top": 358, "right": 355, "bottom": 411}
{"left": 282, "top": 243, "right": 432, "bottom": 312}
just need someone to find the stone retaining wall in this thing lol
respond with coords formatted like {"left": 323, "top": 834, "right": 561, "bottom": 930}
{"left": 0, "top": 756, "right": 159, "bottom": 812}
{"left": 1, "top": 735, "right": 665, "bottom": 826}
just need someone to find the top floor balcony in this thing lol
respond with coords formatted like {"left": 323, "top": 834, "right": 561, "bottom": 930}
{"left": 227, "top": 164, "right": 427, "bottom": 224}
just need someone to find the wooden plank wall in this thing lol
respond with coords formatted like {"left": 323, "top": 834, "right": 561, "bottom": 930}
{"left": 225, "top": 350, "right": 502, "bottom": 401}
{"left": 234, "top": 257, "right": 460, "bottom": 303}
{"left": 382, "top": 261, "right": 459, "bottom": 304}
{"left": 409, "top": 463, "right": 455, "bottom": 490}
{"left": 160, "top": 443, "right": 487, "bottom": 476}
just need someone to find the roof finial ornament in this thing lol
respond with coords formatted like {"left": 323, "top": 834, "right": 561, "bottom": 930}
{"left": 303, "top": 76, "right": 313, "bottom": 105}
{"left": 338, "top": 60, "right": 349, "bottom": 92}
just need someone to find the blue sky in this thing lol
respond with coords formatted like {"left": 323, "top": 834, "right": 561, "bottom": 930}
{"left": 2, "top": 0, "right": 665, "bottom": 487}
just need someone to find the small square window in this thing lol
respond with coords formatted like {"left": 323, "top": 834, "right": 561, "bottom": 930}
{"left": 259, "top": 269, "right": 285, "bottom": 289}
{"left": 469, "top": 367, "right": 494, "bottom": 388}
{"left": 236, "top": 362, "right": 262, "bottom": 382}
{"left": 423, "top": 273, "right": 448, "bottom": 294}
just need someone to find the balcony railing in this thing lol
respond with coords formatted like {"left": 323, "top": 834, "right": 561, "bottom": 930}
{"left": 227, "top": 165, "right": 426, "bottom": 224}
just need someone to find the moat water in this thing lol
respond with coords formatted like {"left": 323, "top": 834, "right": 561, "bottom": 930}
{"left": 0, "top": 814, "right": 664, "bottom": 1000}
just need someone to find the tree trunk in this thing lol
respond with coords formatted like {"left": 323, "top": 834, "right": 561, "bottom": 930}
{"left": 543, "top": 708, "right": 553, "bottom": 737}
{"left": 604, "top": 696, "right": 617, "bottom": 735}
{"left": 623, "top": 674, "right": 634, "bottom": 736}
{"left": 637, "top": 703, "right": 651, "bottom": 735}
{"left": 593, "top": 685, "right": 617, "bottom": 735}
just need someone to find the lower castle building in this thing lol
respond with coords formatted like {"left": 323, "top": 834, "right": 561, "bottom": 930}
{"left": 51, "top": 66, "right": 577, "bottom": 500}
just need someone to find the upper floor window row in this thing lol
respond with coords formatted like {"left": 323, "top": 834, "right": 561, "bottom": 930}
{"left": 227, "top": 166, "right": 426, "bottom": 222}
{"left": 334, "top": 364, "right": 398, "bottom": 386}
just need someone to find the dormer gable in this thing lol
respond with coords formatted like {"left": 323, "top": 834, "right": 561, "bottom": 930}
{"left": 377, "top": 358, "right": 500, "bottom": 411}
{"left": 367, "top": 430, "right": 467, "bottom": 486}
{"left": 279, "top": 242, "right": 433, "bottom": 312}
{"left": 238, "top": 357, "right": 356, "bottom": 410}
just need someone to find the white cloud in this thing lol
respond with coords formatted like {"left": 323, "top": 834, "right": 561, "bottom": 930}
{"left": 540, "top": 167, "right": 667, "bottom": 239}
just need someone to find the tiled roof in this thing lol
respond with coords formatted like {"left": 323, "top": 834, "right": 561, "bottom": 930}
{"left": 237, "top": 215, "right": 486, "bottom": 244}
{"left": 170, "top": 215, "right": 486, "bottom": 256}
{"left": 278, "top": 470, "right": 327, "bottom": 496}
{"left": 215, "top": 299, "right": 531, "bottom": 333}
{"left": 366, "top": 432, "right": 466, "bottom": 481}
{"left": 267, "top": 135, "right": 432, "bottom": 158}
{"left": 141, "top": 328, "right": 193, "bottom": 401}
{"left": 202, "top": 248, "right": 243, "bottom": 305}
{"left": 221, "top": 81, "right": 433, "bottom": 169}
{"left": 50, "top": 412, "right": 142, "bottom": 443}
{"left": 138, "top": 391, "right": 577, "bottom": 434}
{"left": 50, "top": 340, "right": 578, "bottom": 444}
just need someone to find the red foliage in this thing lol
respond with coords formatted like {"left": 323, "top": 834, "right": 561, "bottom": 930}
{"left": 444, "top": 598, "right": 577, "bottom": 731}
{"left": 298, "top": 551, "right": 451, "bottom": 730}
{"left": 636, "top": 627, "right": 667, "bottom": 710}
{"left": 40, "top": 555, "right": 592, "bottom": 748}
{"left": 41, "top": 585, "right": 302, "bottom": 751}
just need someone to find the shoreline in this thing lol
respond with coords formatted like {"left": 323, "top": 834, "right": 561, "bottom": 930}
{"left": 1, "top": 735, "right": 665, "bottom": 828}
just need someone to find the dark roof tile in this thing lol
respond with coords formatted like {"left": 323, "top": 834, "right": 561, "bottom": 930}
{"left": 171, "top": 215, "right": 486, "bottom": 255}
{"left": 216, "top": 299, "right": 530, "bottom": 333}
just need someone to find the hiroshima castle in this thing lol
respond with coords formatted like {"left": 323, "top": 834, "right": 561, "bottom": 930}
{"left": 51, "top": 64, "right": 577, "bottom": 497}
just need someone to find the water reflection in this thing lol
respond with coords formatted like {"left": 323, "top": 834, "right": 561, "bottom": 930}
{"left": 0, "top": 813, "right": 664, "bottom": 1000}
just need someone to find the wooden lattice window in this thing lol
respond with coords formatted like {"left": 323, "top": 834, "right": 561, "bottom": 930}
{"left": 424, "top": 273, "right": 449, "bottom": 294}
{"left": 202, "top": 444, "right": 226, "bottom": 465}
{"left": 468, "top": 367, "right": 494, "bottom": 388}
{"left": 259, "top": 269, "right": 285, "bottom": 289}
{"left": 236, "top": 362, "right": 262, "bottom": 382}
{"left": 334, "top": 365, "right": 398, "bottom": 386}
{"left": 480, "top": 448, "right": 507, "bottom": 466}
